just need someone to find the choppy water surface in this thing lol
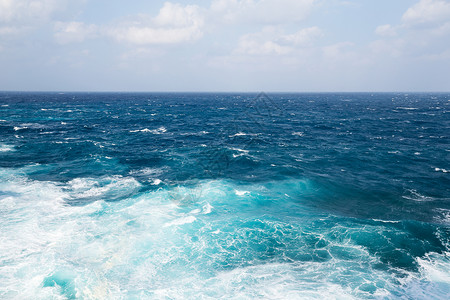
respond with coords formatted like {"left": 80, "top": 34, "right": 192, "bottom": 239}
{"left": 0, "top": 92, "right": 449, "bottom": 299}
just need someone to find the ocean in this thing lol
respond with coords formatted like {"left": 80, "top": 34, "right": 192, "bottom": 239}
{"left": 0, "top": 92, "right": 449, "bottom": 299}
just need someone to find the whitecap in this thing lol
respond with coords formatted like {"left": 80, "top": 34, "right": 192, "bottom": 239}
{"left": 434, "top": 168, "right": 449, "bottom": 173}
{"left": 0, "top": 144, "right": 15, "bottom": 152}
{"left": 396, "top": 107, "right": 418, "bottom": 110}
{"left": 230, "top": 147, "right": 249, "bottom": 153}
{"left": 129, "top": 126, "right": 167, "bottom": 134}
{"left": 402, "top": 190, "right": 435, "bottom": 202}
{"left": 230, "top": 132, "right": 247, "bottom": 137}
{"left": 129, "top": 167, "right": 166, "bottom": 178}
{"left": 292, "top": 132, "right": 304, "bottom": 136}
{"left": 152, "top": 179, "right": 162, "bottom": 185}
{"left": 372, "top": 219, "right": 400, "bottom": 224}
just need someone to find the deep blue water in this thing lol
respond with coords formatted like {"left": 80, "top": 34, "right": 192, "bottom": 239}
{"left": 0, "top": 92, "right": 449, "bottom": 299}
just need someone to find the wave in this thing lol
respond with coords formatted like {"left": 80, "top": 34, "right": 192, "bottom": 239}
{"left": 1, "top": 172, "right": 449, "bottom": 298}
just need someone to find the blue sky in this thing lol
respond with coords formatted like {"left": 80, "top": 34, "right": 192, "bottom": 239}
{"left": 1, "top": 0, "right": 449, "bottom": 92}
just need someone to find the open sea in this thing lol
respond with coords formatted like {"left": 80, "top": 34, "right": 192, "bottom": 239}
{"left": 0, "top": 92, "right": 449, "bottom": 299}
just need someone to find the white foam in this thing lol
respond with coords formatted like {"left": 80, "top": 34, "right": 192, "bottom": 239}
{"left": 181, "top": 130, "right": 210, "bottom": 136}
{"left": 14, "top": 123, "right": 46, "bottom": 131}
{"left": 292, "top": 132, "right": 304, "bottom": 136}
{"left": 0, "top": 144, "right": 15, "bottom": 152}
{"left": 1, "top": 175, "right": 448, "bottom": 299}
{"left": 402, "top": 190, "right": 435, "bottom": 202}
{"left": 130, "top": 126, "right": 167, "bottom": 134}
{"left": 434, "top": 168, "right": 449, "bottom": 173}
{"left": 0, "top": 171, "right": 165, "bottom": 298}
{"left": 417, "top": 253, "right": 450, "bottom": 284}
{"left": 67, "top": 176, "right": 140, "bottom": 200}
{"left": 189, "top": 208, "right": 201, "bottom": 214}
{"left": 152, "top": 179, "right": 162, "bottom": 185}
{"left": 235, "top": 190, "right": 250, "bottom": 196}
{"left": 207, "top": 262, "right": 358, "bottom": 300}
{"left": 434, "top": 208, "right": 450, "bottom": 225}
{"left": 202, "top": 203, "right": 213, "bottom": 214}
{"left": 129, "top": 167, "right": 165, "bottom": 177}
{"left": 230, "top": 132, "right": 247, "bottom": 137}
{"left": 230, "top": 147, "right": 249, "bottom": 153}
{"left": 163, "top": 216, "right": 197, "bottom": 227}
{"left": 372, "top": 219, "right": 400, "bottom": 224}
{"left": 396, "top": 107, "right": 418, "bottom": 110}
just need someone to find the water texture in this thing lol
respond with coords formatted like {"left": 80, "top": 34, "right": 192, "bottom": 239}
{"left": 0, "top": 92, "right": 449, "bottom": 299}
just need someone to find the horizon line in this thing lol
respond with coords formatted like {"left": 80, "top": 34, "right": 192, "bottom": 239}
{"left": 1, "top": 90, "right": 449, "bottom": 94}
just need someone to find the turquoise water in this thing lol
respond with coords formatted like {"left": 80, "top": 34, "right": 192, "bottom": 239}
{"left": 0, "top": 92, "right": 449, "bottom": 299}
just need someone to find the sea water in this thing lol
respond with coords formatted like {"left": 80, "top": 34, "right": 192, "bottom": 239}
{"left": 0, "top": 92, "right": 449, "bottom": 299}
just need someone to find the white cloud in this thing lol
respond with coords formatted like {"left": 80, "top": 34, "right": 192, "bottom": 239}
{"left": 280, "top": 26, "right": 322, "bottom": 45}
{"left": 54, "top": 21, "right": 97, "bottom": 44}
{"left": 0, "top": 0, "right": 63, "bottom": 23}
{"left": 236, "top": 36, "right": 292, "bottom": 55}
{"left": 402, "top": 0, "right": 450, "bottom": 28}
{"left": 109, "top": 2, "right": 204, "bottom": 45}
{"left": 154, "top": 2, "right": 201, "bottom": 27}
{"left": 110, "top": 25, "right": 202, "bottom": 45}
{"left": 372, "top": 0, "right": 450, "bottom": 59}
{"left": 322, "top": 41, "right": 354, "bottom": 59}
{"left": 0, "top": 0, "right": 78, "bottom": 36}
{"left": 369, "top": 39, "right": 404, "bottom": 57}
{"left": 375, "top": 24, "right": 397, "bottom": 37}
{"left": 210, "top": 0, "right": 316, "bottom": 24}
{"left": 0, "top": 26, "right": 21, "bottom": 35}
{"left": 235, "top": 26, "right": 322, "bottom": 56}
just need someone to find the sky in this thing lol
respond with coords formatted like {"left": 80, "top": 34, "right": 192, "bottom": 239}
{"left": 1, "top": 0, "right": 450, "bottom": 92}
